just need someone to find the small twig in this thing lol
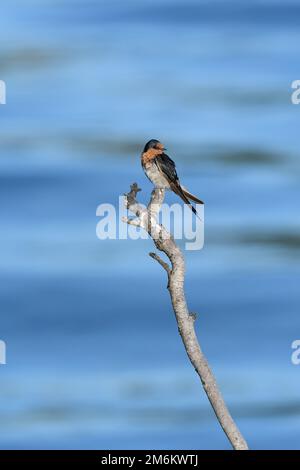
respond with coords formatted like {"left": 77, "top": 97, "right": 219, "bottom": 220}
{"left": 122, "top": 217, "right": 141, "bottom": 227}
{"left": 149, "top": 252, "right": 171, "bottom": 275}
{"left": 123, "top": 183, "right": 249, "bottom": 450}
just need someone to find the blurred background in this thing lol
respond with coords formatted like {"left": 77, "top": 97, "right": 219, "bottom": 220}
{"left": 0, "top": 0, "right": 300, "bottom": 450}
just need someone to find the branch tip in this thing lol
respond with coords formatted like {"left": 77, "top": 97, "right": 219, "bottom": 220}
{"left": 122, "top": 216, "right": 141, "bottom": 227}
{"left": 189, "top": 312, "right": 198, "bottom": 322}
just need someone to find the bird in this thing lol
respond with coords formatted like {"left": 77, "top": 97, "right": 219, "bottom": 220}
{"left": 141, "top": 139, "right": 204, "bottom": 217}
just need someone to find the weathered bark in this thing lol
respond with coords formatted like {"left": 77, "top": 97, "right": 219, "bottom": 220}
{"left": 123, "top": 183, "right": 249, "bottom": 450}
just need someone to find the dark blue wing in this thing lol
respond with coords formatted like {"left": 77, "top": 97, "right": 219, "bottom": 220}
{"left": 154, "top": 153, "right": 179, "bottom": 184}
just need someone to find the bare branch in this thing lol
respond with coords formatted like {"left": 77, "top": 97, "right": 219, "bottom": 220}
{"left": 122, "top": 217, "right": 141, "bottom": 227}
{"left": 149, "top": 252, "right": 171, "bottom": 275}
{"left": 123, "top": 183, "right": 249, "bottom": 450}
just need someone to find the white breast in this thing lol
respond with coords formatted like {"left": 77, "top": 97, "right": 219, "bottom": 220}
{"left": 144, "top": 163, "right": 170, "bottom": 189}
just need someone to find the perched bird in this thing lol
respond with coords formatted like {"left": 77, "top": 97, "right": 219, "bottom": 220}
{"left": 141, "top": 139, "right": 204, "bottom": 217}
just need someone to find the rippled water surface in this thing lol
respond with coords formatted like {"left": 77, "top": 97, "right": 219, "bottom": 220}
{"left": 0, "top": 0, "right": 300, "bottom": 449}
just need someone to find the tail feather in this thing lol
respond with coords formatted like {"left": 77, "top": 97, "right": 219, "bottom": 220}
{"left": 170, "top": 182, "right": 202, "bottom": 219}
{"left": 181, "top": 186, "right": 204, "bottom": 205}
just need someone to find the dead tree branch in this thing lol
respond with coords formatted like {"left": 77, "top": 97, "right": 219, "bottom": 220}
{"left": 123, "top": 183, "right": 249, "bottom": 450}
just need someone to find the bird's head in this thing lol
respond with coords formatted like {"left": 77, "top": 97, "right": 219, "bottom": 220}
{"left": 143, "top": 139, "right": 166, "bottom": 152}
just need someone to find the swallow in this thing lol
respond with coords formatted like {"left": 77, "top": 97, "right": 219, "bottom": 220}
{"left": 141, "top": 139, "right": 204, "bottom": 217}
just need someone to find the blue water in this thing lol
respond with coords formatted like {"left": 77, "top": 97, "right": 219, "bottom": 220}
{"left": 0, "top": 0, "right": 300, "bottom": 449}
